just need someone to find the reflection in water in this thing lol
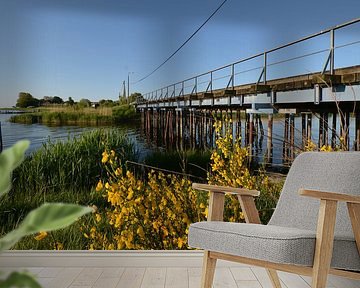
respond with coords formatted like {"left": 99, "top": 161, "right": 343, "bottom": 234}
{"left": 1, "top": 110, "right": 358, "bottom": 166}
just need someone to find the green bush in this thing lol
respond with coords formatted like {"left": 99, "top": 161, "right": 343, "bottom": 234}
{"left": 112, "top": 105, "right": 137, "bottom": 122}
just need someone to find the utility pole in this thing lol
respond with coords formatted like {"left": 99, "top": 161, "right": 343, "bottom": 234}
{"left": 127, "top": 74, "right": 130, "bottom": 104}
{"left": 123, "top": 81, "right": 126, "bottom": 98}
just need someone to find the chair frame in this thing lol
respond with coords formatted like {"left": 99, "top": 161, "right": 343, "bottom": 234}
{"left": 192, "top": 183, "right": 360, "bottom": 288}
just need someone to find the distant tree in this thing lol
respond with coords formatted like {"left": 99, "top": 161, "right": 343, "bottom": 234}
{"left": 67, "top": 97, "right": 75, "bottom": 106}
{"left": 78, "top": 98, "right": 91, "bottom": 108}
{"left": 16, "top": 92, "right": 40, "bottom": 108}
{"left": 99, "top": 99, "right": 115, "bottom": 107}
{"left": 52, "top": 96, "right": 64, "bottom": 104}
{"left": 129, "top": 92, "right": 142, "bottom": 103}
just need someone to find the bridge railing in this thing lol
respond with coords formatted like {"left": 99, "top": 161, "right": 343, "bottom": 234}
{"left": 140, "top": 18, "right": 360, "bottom": 104}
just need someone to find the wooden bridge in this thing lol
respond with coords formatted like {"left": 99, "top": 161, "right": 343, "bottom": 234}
{"left": 136, "top": 18, "right": 360, "bottom": 165}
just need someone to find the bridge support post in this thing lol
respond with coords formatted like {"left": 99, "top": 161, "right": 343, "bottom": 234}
{"left": 283, "top": 114, "right": 289, "bottom": 164}
{"left": 266, "top": 114, "right": 273, "bottom": 163}
{"left": 318, "top": 112, "right": 329, "bottom": 148}
{"left": 248, "top": 113, "right": 254, "bottom": 159}
{"left": 153, "top": 108, "right": 158, "bottom": 145}
{"left": 236, "top": 110, "right": 242, "bottom": 142}
{"left": 356, "top": 112, "right": 360, "bottom": 151}
{"left": 175, "top": 108, "right": 184, "bottom": 150}
{"left": 307, "top": 114, "right": 312, "bottom": 146}
{"left": 319, "top": 113, "right": 324, "bottom": 148}
{"left": 331, "top": 113, "right": 337, "bottom": 149}
{"left": 146, "top": 108, "right": 152, "bottom": 142}
{"left": 323, "top": 112, "right": 329, "bottom": 147}
{"left": 289, "top": 114, "right": 295, "bottom": 161}
{"left": 301, "top": 114, "right": 306, "bottom": 148}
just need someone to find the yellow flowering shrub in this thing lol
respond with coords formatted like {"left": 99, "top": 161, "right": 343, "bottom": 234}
{"left": 208, "top": 118, "right": 282, "bottom": 224}
{"left": 85, "top": 117, "right": 282, "bottom": 249}
{"left": 85, "top": 152, "right": 207, "bottom": 250}
{"left": 304, "top": 139, "right": 342, "bottom": 152}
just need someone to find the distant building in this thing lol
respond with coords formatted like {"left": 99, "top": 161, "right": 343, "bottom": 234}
{"left": 91, "top": 102, "right": 99, "bottom": 108}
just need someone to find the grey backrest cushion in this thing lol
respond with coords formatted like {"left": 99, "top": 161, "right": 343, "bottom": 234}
{"left": 269, "top": 152, "right": 360, "bottom": 239}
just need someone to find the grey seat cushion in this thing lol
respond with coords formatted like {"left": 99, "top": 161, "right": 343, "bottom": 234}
{"left": 188, "top": 221, "right": 360, "bottom": 271}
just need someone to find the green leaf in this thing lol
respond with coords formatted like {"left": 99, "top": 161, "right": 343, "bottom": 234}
{"left": 19, "top": 203, "right": 93, "bottom": 233}
{"left": 0, "top": 203, "right": 93, "bottom": 250}
{"left": 0, "top": 229, "right": 24, "bottom": 251}
{"left": 0, "top": 140, "right": 29, "bottom": 197}
{"left": 0, "top": 271, "right": 41, "bottom": 288}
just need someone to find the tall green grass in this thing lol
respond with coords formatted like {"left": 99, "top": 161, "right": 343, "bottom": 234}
{"left": 9, "top": 105, "right": 138, "bottom": 125}
{"left": 1, "top": 129, "right": 137, "bottom": 238}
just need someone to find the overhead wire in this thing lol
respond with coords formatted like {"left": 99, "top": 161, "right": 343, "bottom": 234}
{"left": 133, "top": 0, "right": 229, "bottom": 84}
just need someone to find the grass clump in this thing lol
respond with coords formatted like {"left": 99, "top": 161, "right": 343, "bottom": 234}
{"left": 0, "top": 129, "right": 137, "bottom": 248}
{"left": 9, "top": 105, "right": 138, "bottom": 126}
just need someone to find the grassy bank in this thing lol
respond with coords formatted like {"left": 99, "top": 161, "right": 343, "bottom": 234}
{"left": 9, "top": 105, "right": 138, "bottom": 125}
{"left": 0, "top": 129, "right": 137, "bottom": 249}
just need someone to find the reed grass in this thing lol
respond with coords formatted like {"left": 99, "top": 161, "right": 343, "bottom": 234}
{"left": 0, "top": 129, "right": 137, "bottom": 241}
{"left": 9, "top": 105, "right": 138, "bottom": 125}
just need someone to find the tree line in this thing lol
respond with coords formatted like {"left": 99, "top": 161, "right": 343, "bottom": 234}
{"left": 15, "top": 92, "right": 143, "bottom": 108}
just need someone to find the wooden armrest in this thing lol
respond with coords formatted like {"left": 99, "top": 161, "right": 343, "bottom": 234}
{"left": 299, "top": 189, "right": 360, "bottom": 204}
{"left": 192, "top": 183, "right": 260, "bottom": 197}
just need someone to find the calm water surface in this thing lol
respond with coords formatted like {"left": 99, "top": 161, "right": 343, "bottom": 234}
{"left": 1, "top": 113, "right": 357, "bottom": 165}
{"left": 0, "top": 114, "right": 152, "bottom": 158}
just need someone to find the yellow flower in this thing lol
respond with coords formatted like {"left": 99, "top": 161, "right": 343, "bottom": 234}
{"left": 34, "top": 231, "right": 48, "bottom": 241}
{"left": 95, "top": 213, "right": 102, "bottom": 223}
{"left": 137, "top": 226, "right": 145, "bottom": 238}
{"left": 177, "top": 237, "right": 185, "bottom": 249}
{"left": 115, "top": 168, "right": 122, "bottom": 176}
{"left": 102, "top": 151, "right": 109, "bottom": 163}
{"left": 54, "top": 242, "right": 64, "bottom": 250}
{"left": 96, "top": 180, "right": 103, "bottom": 192}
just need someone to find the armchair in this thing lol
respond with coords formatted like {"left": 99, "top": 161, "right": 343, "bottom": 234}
{"left": 188, "top": 152, "right": 360, "bottom": 288}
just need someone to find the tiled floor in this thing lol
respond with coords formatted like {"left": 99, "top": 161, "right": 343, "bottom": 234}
{"left": 1, "top": 251, "right": 359, "bottom": 288}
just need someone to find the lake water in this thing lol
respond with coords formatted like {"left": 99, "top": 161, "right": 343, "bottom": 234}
{"left": 0, "top": 114, "right": 152, "bottom": 159}
{"left": 1, "top": 113, "right": 357, "bottom": 165}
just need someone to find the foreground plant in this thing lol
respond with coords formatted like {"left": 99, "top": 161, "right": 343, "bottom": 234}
{"left": 208, "top": 118, "right": 282, "bottom": 223}
{"left": 85, "top": 150, "right": 205, "bottom": 250}
{"left": 0, "top": 141, "right": 93, "bottom": 288}
{"left": 86, "top": 117, "right": 282, "bottom": 250}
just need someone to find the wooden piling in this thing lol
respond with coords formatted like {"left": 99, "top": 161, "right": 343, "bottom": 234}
{"left": 331, "top": 113, "right": 337, "bottom": 148}
{"left": 319, "top": 113, "right": 324, "bottom": 148}
{"left": 356, "top": 112, "right": 360, "bottom": 151}
{"left": 289, "top": 114, "right": 295, "bottom": 161}
{"left": 283, "top": 114, "right": 289, "bottom": 163}
{"left": 236, "top": 110, "right": 241, "bottom": 141}
{"left": 266, "top": 114, "right": 273, "bottom": 163}
{"left": 306, "top": 114, "right": 312, "bottom": 144}
{"left": 323, "top": 112, "right": 329, "bottom": 146}
{"left": 248, "top": 113, "right": 254, "bottom": 158}
{"left": 203, "top": 110, "right": 207, "bottom": 148}
{"left": 301, "top": 114, "right": 306, "bottom": 148}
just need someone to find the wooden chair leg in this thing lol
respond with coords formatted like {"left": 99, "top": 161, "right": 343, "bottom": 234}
{"left": 201, "top": 251, "right": 217, "bottom": 288}
{"left": 266, "top": 269, "right": 282, "bottom": 288}
{"left": 311, "top": 200, "right": 337, "bottom": 288}
{"left": 347, "top": 202, "right": 360, "bottom": 253}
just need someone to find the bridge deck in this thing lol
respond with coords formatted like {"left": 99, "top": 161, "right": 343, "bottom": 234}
{"left": 139, "top": 65, "right": 360, "bottom": 112}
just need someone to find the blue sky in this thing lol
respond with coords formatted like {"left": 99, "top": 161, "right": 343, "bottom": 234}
{"left": 0, "top": 0, "right": 359, "bottom": 107}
